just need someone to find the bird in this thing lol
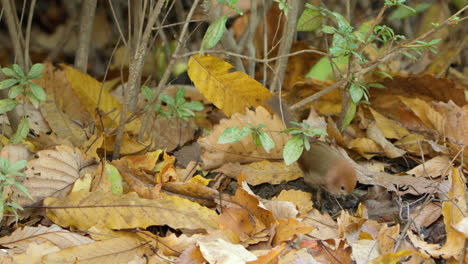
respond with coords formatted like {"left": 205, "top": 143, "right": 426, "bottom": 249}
{"left": 266, "top": 96, "right": 357, "bottom": 196}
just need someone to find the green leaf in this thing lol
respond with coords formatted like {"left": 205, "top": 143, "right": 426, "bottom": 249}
{"left": 378, "top": 71, "right": 393, "bottom": 79}
{"left": 158, "top": 93, "right": 175, "bottom": 105}
{"left": 0, "top": 99, "right": 18, "bottom": 114}
{"left": 12, "top": 181, "right": 32, "bottom": 199}
{"left": 217, "top": 126, "right": 250, "bottom": 144}
{"left": 106, "top": 163, "right": 123, "bottom": 195}
{"left": 27, "top": 92, "right": 40, "bottom": 108}
{"left": 283, "top": 135, "right": 304, "bottom": 165}
{"left": 27, "top": 63, "right": 44, "bottom": 79}
{"left": 368, "top": 83, "right": 386, "bottom": 89}
{"left": 0, "top": 79, "right": 19, "bottom": 90}
{"left": 341, "top": 101, "right": 357, "bottom": 131}
{"left": 258, "top": 130, "right": 275, "bottom": 153}
{"left": 321, "top": 25, "right": 336, "bottom": 34}
{"left": 10, "top": 118, "right": 29, "bottom": 144}
{"left": 389, "top": 2, "right": 431, "bottom": 20}
{"left": 175, "top": 88, "right": 186, "bottom": 105}
{"left": 12, "top": 64, "right": 25, "bottom": 78}
{"left": 310, "top": 128, "right": 328, "bottom": 136}
{"left": 201, "top": 16, "right": 227, "bottom": 51}
{"left": 7, "top": 160, "right": 27, "bottom": 173}
{"left": 141, "top": 85, "right": 154, "bottom": 100}
{"left": 297, "top": 8, "right": 322, "bottom": 31}
{"left": 183, "top": 101, "right": 204, "bottom": 111}
{"left": 2, "top": 67, "right": 17, "bottom": 77}
{"left": 349, "top": 83, "right": 364, "bottom": 103}
{"left": 29, "top": 82, "right": 46, "bottom": 101}
{"left": 0, "top": 157, "right": 9, "bottom": 171}
{"left": 8, "top": 85, "right": 24, "bottom": 99}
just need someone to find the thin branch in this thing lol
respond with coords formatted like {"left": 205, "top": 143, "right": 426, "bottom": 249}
{"left": 74, "top": 0, "right": 97, "bottom": 73}
{"left": 24, "top": 0, "right": 36, "bottom": 70}
{"left": 269, "top": 0, "right": 303, "bottom": 92}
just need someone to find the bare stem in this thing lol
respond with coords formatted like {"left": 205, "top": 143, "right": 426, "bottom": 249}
{"left": 74, "top": 0, "right": 97, "bottom": 73}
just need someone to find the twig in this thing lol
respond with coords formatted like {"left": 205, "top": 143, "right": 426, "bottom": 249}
{"left": 24, "top": 0, "right": 36, "bottom": 70}
{"left": 113, "top": 0, "right": 166, "bottom": 160}
{"left": 1, "top": 0, "right": 25, "bottom": 68}
{"left": 74, "top": 0, "right": 97, "bottom": 73}
{"left": 269, "top": 0, "right": 303, "bottom": 92}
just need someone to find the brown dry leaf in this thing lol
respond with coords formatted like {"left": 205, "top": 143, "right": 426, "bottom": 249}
{"left": 198, "top": 238, "right": 257, "bottom": 264}
{"left": 44, "top": 190, "right": 219, "bottom": 232}
{"left": 0, "top": 224, "right": 93, "bottom": 254}
{"left": 219, "top": 207, "right": 256, "bottom": 240}
{"left": 62, "top": 64, "right": 140, "bottom": 132}
{"left": 248, "top": 243, "right": 286, "bottom": 264}
{"left": 0, "top": 144, "right": 33, "bottom": 164}
{"left": 453, "top": 217, "right": 468, "bottom": 238}
{"left": 149, "top": 117, "right": 196, "bottom": 152}
{"left": 399, "top": 96, "right": 445, "bottom": 136}
{"left": 162, "top": 182, "right": 219, "bottom": 208}
{"left": 10, "top": 241, "right": 60, "bottom": 264}
{"left": 407, "top": 156, "right": 451, "bottom": 178}
{"left": 395, "top": 133, "right": 433, "bottom": 155}
{"left": 187, "top": 55, "right": 271, "bottom": 116}
{"left": 377, "top": 224, "right": 399, "bottom": 255}
{"left": 155, "top": 233, "right": 203, "bottom": 257}
{"left": 410, "top": 202, "right": 442, "bottom": 232}
{"left": 273, "top": 218, "right": 314, "bottom": 246}
{"left": 80, "top": 134, "right": 104, "bottom": 159}
{"left": 43, "top": 236, "right": 149, "bottom": 264}
{"left": 272, "top": 189, "right": 313, "bottom": 217}
{"left": 367, "top": 250, "right": 429, "bottom": 264}
{"left": 263, "top": 200, "right": 298, "bottom": 220}
{"left": 303, "top": 209, "right": 339, "bottom": 240}
{"left": 16, "top": 145, "right": 97, "bottom": 205}
{"left": 231, "top": 176, "right": 276, "bottom": 229}
{"left": 348, "top": 137, "right": 383, "bottom": 159}
{"left": 433, "top": 101, "right": 468, "bottom": 146}
{"left": 199, "top": 106, "right": 289, "bottom": 169}
{"left": 120, "top": 150, "right": 162, "bottom": 171}
{"left": 176, "top": 245, "right": 206, "bottom": 264}
{"left": 367, "top": 122, "right": 406, "bottom": 158}
{"left": 36, "top": 62, "right": 90, "bottom": 147}
{"left": 407, "top": 167, "right": 467, "bottom": 259}
{"left": 216, "top": 161, "right": 302, "bottom": 186}
{"left": 108, "top": 160, "right": 155, "bottom": 198}
{"left": 351, "top": 239, "right": 380, "bottom": 264}
{"left": 369, "top": 108, "right": 409, "bottom": 140}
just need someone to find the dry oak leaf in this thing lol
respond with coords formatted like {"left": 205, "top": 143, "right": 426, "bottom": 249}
{"left": 369, "top": 108, "right": 409, "bottom": 140}
{"left": 43, "top": 236, "right": 149, "bottom": 264}
{"left": 433, "top": 101, "right": 468, "bottom": 146}
{"left": 399, "top": 96, "right": 445, "bottom": 137}
{"left": 367, "top": 122, "right": 406, "bottom": 158}
{"left": 188, "top": 54, "right": 272, "bottom": 116}
{"left": 62, "top": 64, "right": 140, "bottom": 132}
{"left": 348, "top": 137, "right": 383, "bottom": 159}
{"left": 407, "top": 167, "right": 467, "bottom": 259}
{"left": 199, "top": 106, "right": 289, "bottom": 170}
{"left": 406, "top": 156, "right": 451, "bottom": 178}
{"left": 0, "top": 224, "right": 94, "bottom": 254}
{"left": 16, "top": 145, "right": 97, "bottom": 205}
{"left": 273, "top": 218, "right": 314, "bottom": 246}
{"left": 272, "top": 189, "right": 313, "bottom": 217}
{"left": 44, "top": 190, "right": 219, "bottom": 232}
{"left": 198, "top": 238, "right": 257, "bottom": 264}
{"left": 35, "top": 62, "right": 90, "bottom": 147}
{"left": 7, "top": 241, "right": 60, "bottom": 264}
{"left": 215, "top": 160, "right": 302, "bottom": 186}
{"left": 219, "top": 207, "right": 256, "bottom": 241}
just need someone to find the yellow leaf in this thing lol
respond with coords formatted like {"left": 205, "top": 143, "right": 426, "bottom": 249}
{"left": 62, "top": 64, "right": 140, "bottom": 132}
{"left": 188, "top": 175, "right": 212, "bottom": 186}
{"left": 44, "top": 191, "right": 219, "bottom": 232}
{"left": 188, "top": 55, "right": 272, "bottom": 116}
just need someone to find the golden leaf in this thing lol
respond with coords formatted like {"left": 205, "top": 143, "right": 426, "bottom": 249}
{"left": 188, "top": 55, "right": 271, "bottom": 116}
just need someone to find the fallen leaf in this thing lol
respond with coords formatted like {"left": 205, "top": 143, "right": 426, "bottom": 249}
{"left": 198, "top": 238, "right": 257, "bottom": 264}
{"left": 216, "top": 161, "right": 302, "bottom": 186}
{"left": 407, "top": 156, "right": 451, "bottom": 178}
{"left": 44, "top": 190, "right": 219, "bottom": 232}
{"left": 188, "top": 55, "right": 271, "bottom": 116}
{"left": 199, "top": 106, "right": 289, "bottom": 169}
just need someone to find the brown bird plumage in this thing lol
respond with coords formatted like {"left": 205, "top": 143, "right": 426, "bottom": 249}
{"left": 266, "top": 96, "right": 357, "bottom": 196}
